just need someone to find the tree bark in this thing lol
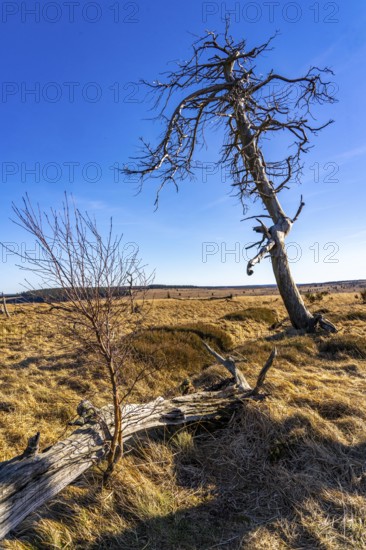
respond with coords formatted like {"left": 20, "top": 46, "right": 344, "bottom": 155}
{"left": 270, "top": 226, "right": 313, "bottom": 329}
{"left": 233, "top": 103, "right": 314, "bottom": 330}
{"left": 104, "top": 358, "right": 123, "bottom": 480}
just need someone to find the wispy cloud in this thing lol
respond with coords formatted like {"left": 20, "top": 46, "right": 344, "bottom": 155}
{"left": 335, "top": 144, "right": 366, "bottom": 162}
{"left": 198, "top": 195, "right": 231, "bottom": 212}
{"left": 72, "top": 196, "right": 130, "bottom": 217}
{"left": 343, "top": 229, "right": 366, "bottom": 240}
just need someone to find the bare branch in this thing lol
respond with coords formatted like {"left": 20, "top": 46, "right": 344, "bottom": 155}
{"left": 202, "top": 341, "right": 252, "bottom": 391}
{"left": 292, "top": 195, "right": 305, "bottom": 223}
{"left": 254, "top": 218, "right": 271, "bottom": 239}
{"left": 241, "top": 214, "right": 272, "bottom": 221}
{"left": 123, "top": 28, "right": 336, "bottom": 206}
{"left": 251, "top": 348, "right": 277, "bottom": 395}
{"left": 247, "top": 239, "right": 276, "bottom": 276}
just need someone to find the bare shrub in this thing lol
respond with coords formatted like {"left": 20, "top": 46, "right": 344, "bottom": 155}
{"left": 10, "top": 193, "right": 153, "bottom": 480}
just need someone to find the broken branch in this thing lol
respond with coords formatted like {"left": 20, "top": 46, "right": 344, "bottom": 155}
{"left": 292, "top": 195, "right": 305, "bottom": 223}
{"left": 202, "top": 341, "right": 251, "bottom": 391}
{"left": 247, "top": 239, "right": 276, "bottom": 276}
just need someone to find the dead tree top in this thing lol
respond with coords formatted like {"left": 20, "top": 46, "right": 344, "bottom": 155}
{"left": 124, "top": 27, "right": 336, "bottom": 208}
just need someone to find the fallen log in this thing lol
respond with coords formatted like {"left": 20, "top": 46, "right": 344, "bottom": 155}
{"left": 0, "top": 347, "right": 276, "bottom": 540}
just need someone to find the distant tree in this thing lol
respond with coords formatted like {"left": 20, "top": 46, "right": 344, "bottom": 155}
{"left": 124, "top": 26, "right": 336, "bottom": 333}
{"left": 305, "top": 291, "right": 327, "bottom": 304}
{"left": 11, "top": 193, "right": 152, "bottom": 480}
{"left": 0, "top": 293, "right": 10, "bottom": 318}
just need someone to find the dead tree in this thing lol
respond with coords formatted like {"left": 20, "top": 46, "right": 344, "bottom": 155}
{"left": 1, "top": 293, "right": 10, "bottom": 318}
{"left": 11, "top": 193, "right": 152, "bottom": 480}
{"left": 0, "top": 347, "right": 276, "bottom": 540}
{"left": 124, "top": 27, "right": 337, "bottom": 333}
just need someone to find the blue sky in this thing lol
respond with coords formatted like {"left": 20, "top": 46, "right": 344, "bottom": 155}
{"left": 1, "top": 0, "right": 366, "bottom": 292}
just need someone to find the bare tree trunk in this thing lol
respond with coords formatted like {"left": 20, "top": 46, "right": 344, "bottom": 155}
{"left": 104, "top": 361, "right": 123, "bottom": 481}
{"left": 234, "top": 105, "right": 314, "bottom": 330}
{"left": 270, "top": 235, "right": 313, "bottom": 329}
{"left": 1, "top": 294, "right": 10, "bottom": 318}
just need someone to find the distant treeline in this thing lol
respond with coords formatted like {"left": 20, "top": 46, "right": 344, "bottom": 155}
{"left": 4, "top": 280, "right": 365, "bottom": 304}
{"left": 5, "top": 287, "right": 131, "bottom": 303}
{"left": 4, "top": 285, "right": 199, "bottom": 303}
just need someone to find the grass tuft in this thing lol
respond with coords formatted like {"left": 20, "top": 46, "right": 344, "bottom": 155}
{"left": 318, "top": 335, "right": 366, "bottom": 359}
{"left": 222, "top": 307, "right": 278, "bottom": 325}
{"left": 344, "top": 311, "right": 366, "bottom": 321}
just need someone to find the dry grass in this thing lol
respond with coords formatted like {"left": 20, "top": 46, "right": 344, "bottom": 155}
{"left": 222, "top": 307, "right": 278, "bottom": 326}
{"left": 1, "top": 293, "right": 366, "bottom": 549}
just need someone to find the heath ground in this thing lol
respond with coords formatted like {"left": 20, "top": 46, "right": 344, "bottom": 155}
{"left": 1, "top": 290, "right": 366, "bottom": 549}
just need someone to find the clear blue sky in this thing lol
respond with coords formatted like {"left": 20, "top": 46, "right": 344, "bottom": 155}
{"left": 1, "top": 0, "right": 365, "bottom": 293}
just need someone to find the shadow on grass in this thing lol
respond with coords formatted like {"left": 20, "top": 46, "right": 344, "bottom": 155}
{"left": 90, "top": 412, "right": 366, "bottom": 549}
{"left": 11, "top": 351, "right": 87, "bottom": 372}
{"left": 8, "top": 400, "right": 366, "bottom": 550}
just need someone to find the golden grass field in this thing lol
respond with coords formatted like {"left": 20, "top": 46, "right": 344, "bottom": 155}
{"left": 1, "top": 291, "right": 366, "bottom": 549}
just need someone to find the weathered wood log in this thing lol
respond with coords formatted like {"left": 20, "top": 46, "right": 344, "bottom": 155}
{"left": 0, "top": 349, "right": 276, "bottom": 540}
{"left": 0, "top": 390, "right": 247, "bottom": 540}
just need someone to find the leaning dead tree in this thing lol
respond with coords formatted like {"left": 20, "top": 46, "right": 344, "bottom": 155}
{"left": 124, "top": 27, "right": 337, "bottom": 333}
{"left": 0, "top": 347, "right": 276, "bottom": 540}
{"left": 11, "top": 193, "right": 152, "bottom": 481}
{"left": 0, "top": 293, "right": 10, "bottom": 318}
